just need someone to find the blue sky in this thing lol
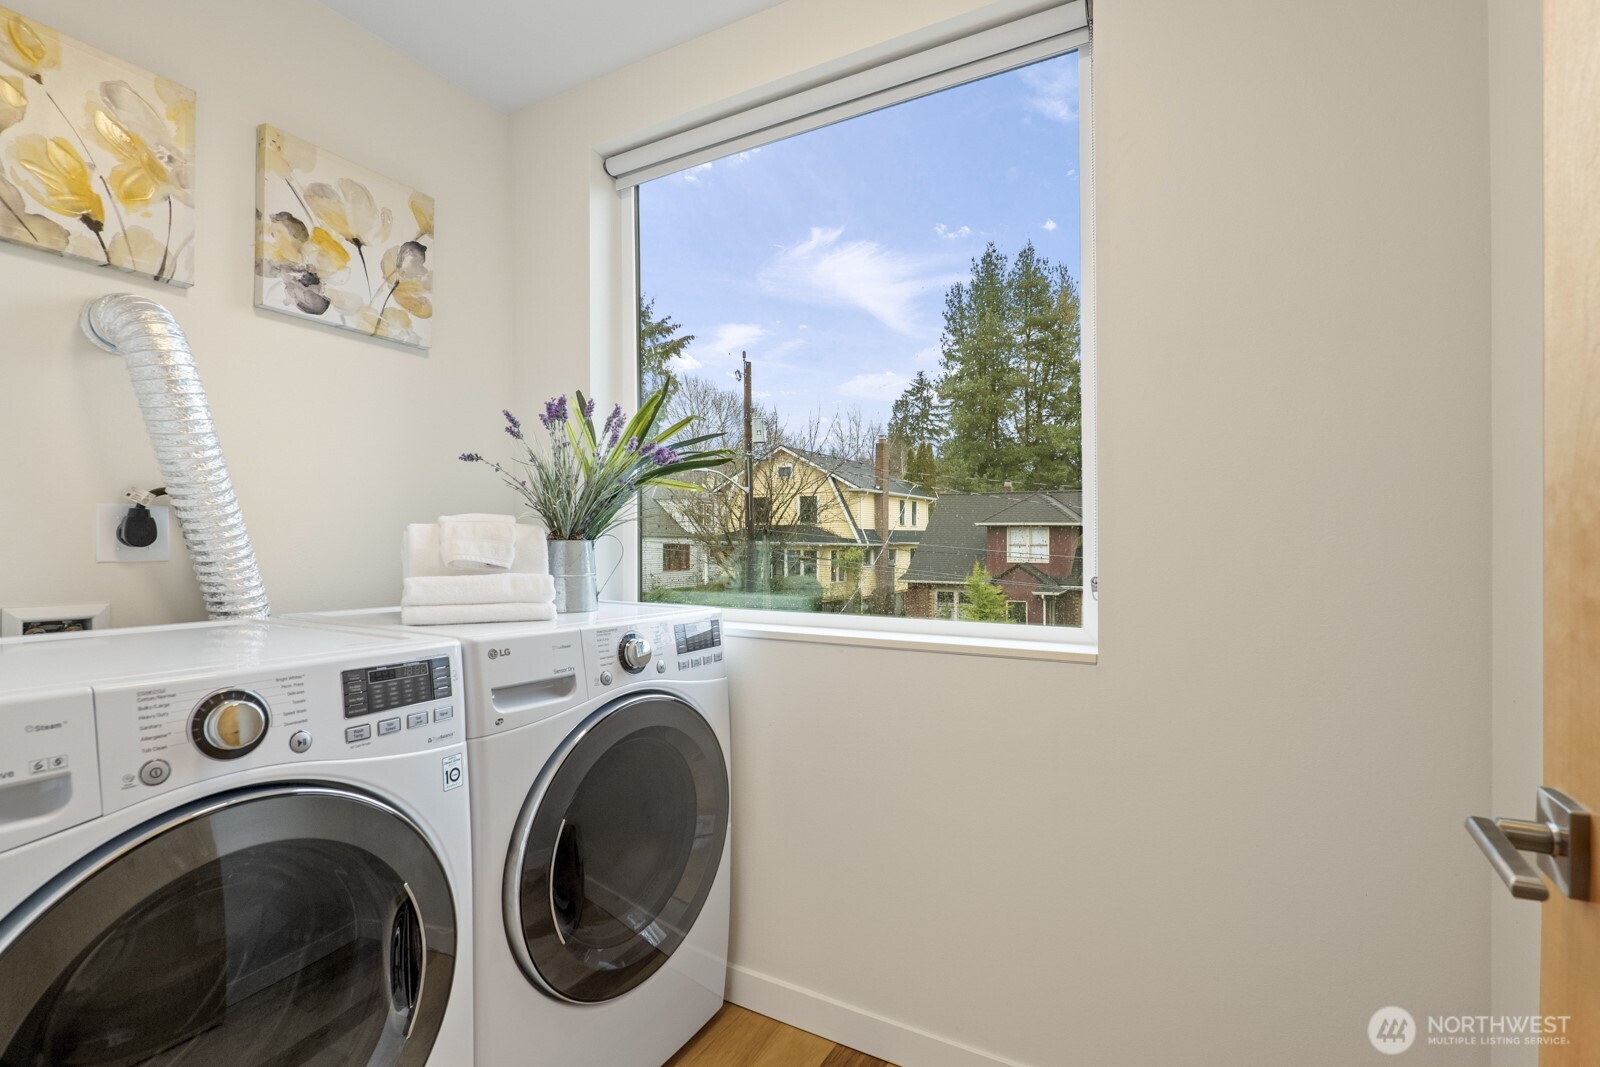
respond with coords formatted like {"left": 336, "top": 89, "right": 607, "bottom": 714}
{"left": 638, "top": 50, "right": 1081, "bottom": 431}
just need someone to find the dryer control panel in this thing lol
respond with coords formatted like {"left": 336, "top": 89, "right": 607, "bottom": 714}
{"left": 92, "top": 639, "right": 464, "bottom": 815}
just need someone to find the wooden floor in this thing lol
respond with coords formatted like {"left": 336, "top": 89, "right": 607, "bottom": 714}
{"left": 665, "top": 1004, "right": 897, "bottom": 1067}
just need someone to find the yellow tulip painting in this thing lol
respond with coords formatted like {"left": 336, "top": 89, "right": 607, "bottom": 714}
{"left": 0, "top": 7, "right": 195, "bottom": 285}
{"left": 255, "top": 124, "right": 435, "bottom": 350}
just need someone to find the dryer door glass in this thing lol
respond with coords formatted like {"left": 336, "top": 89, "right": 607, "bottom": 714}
{"left": 509, "top": 693, "right": 730, "bottom": 1003}
{"left": 0, "top": 785, "right": 457, "bottom": 1067}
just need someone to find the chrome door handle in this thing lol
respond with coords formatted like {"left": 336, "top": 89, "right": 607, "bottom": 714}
{"left": 1465, "top": 787, "right": 1590, "bottom": 902}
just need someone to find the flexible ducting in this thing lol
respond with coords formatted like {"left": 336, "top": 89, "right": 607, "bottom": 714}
{"left": 81, "top": 294, "right": 269, "bottom": 619}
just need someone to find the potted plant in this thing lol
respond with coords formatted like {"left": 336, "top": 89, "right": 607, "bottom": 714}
{"left": 461, "top": 389, "right": 733, "bottom": 611}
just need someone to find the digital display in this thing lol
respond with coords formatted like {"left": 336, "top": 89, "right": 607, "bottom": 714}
{"left": 344, "top": 657, "right": 451, "bottom": 718}
{"left": 369, "top": 663, "right": 429, "bottom": 683}
{"left": 674, "top": 618, "right": 722, "bottom": 655}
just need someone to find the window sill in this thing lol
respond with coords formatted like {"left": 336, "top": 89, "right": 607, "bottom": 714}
{"left": 721, "top": 612, "right": 1098, "bottom": 664}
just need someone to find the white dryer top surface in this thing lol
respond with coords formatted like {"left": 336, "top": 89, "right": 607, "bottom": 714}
{"left": 0, "top": 619, "right": 447, "bottom": 694}
{"left": 296, "top": 601, "right": 708, "bottom": 646}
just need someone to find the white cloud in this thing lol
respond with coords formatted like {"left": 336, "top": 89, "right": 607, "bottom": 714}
{"left": 667, "top": 353, "right": 702, "bottom": 373}
{"left": 729, "top": 148, "right": 761, "bottom": 165}
{"left": 1042, "top": 218, "right": 1058, "bottom": 232}
{"left": 838, "top": 371, "right": 909, "bottom": 401}
{"left": 1020, "top": 62, "right": 1079, "bottom": 125}
{"left": 934, "top": 223, "right": 972, "bottom": 240}
{"left": 680, "top": 161, "right": 714, "bottom": 182}
{"left": 758, "top": 226, "right": 957, "bottom": 335}
{"left": 914, "top": 345, "right": 941, "bottom": 365}
{"left": 683, "top": 322, "right": 766, "bottom": 368}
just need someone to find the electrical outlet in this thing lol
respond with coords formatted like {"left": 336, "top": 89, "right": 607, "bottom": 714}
{"left": 96, "top": 503, "right": 170, "bottom": 562}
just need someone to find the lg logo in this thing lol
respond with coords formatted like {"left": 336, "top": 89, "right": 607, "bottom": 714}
{"left": 487, "top": 647, "right": 511, "bottom": 660}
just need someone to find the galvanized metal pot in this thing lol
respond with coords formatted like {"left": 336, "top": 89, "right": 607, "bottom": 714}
{"left": 549, "top": 539, "right": 598, "bottom": 613}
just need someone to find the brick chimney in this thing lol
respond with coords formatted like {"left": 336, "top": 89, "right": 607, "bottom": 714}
{"left": 875, "top": 436, "right": 893, "bottom": 612}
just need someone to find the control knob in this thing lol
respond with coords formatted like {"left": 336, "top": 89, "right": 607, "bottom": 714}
{"left": 192, "top": 689, "right": 270, "bottom": 760}
{"left": 618, "top": 632, "right": 653, "bottom": 674}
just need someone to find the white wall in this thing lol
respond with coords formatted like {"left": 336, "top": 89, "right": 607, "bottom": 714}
{"left": 1486, "top": 0, "right": 1543, "bottom": 1062}
{"left": 0, "top": 0, "right": 514, "bottom": 626}
{"left": 512, "top": 1, "right": 1496, "bottom": 1064}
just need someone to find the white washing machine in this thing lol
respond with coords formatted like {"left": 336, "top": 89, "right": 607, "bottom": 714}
{"left": 0, "top": 619, "right": 474, "bottom": 1067}
{"left": 296, "top": 604, "right": 731, "bottom": 1067}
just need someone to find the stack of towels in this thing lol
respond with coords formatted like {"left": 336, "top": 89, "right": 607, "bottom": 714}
{"left": 401, "top": 514, "right": 557, "bottom": 625}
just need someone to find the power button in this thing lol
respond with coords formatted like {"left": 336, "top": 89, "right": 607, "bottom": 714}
{"left": 442, "top": 752, "right": 464, "bottom": 792}
{"left": 138, "top": 759, "right": 171, "bottom": 786}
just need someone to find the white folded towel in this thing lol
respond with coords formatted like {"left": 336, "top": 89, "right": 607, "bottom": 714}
{"left": 404, "top": 523, "right": 549, "bottom": 578}
{"left": 401, "top": 574, "right": 556, "bottom": 607}
{"left": 401, "top": 602, "right": 558, "bottom": 626}
{"left": 438, "top": 513, "right": 517, "bottom": 570}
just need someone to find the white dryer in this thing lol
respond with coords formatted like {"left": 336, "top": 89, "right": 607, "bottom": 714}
{"left": 296, "top": 604, "right": 731, "bottom": 1067}
{"left": 0, "top": 619, "right": 473, "bottom": 1067}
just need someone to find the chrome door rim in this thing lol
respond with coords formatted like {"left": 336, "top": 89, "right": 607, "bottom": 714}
{"left": 0, "top": 782, "right": 458, "bottom": 1065}
{"left": 502, "top": 691, "right": 728, "bottom": 1004}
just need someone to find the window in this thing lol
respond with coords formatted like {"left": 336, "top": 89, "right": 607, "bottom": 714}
{"left": 830, "top": 552, "right": 851, "bottom": 583}
{"left": 1007, "top": 526, "right": 1050, "bottom": 563}
{"left": 1007, "top": 601, "right": 1029, "bottom": 624}
{"left": 630, "top": 12, "right": 1094, "bottom": 645}
{"left": 662, "top": 543, "right": 691, "bottom": 572}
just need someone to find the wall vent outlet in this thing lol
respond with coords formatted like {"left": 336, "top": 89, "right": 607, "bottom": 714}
{"left": 1, "top": 603, "right": 111, "bottom": 637}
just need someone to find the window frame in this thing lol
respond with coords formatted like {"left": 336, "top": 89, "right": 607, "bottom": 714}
{"left": 661, "top": 543, "right": 692, "bottom": 573}
{"left": 621, "top": 29, "right": 1098, "bottom": 664}
{"left": 1007, "top": 526, "right": 1050, "bottom": 564}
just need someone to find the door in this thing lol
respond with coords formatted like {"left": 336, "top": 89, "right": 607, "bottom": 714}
{"left": 0, "top": 784, "right": 457, "bottom": 1067}
{"left": 504, "top": 692, "right": 729, "bottom": 1004}
{"left": 1542, "top": 0, "right": 1600, "bottom": 1054}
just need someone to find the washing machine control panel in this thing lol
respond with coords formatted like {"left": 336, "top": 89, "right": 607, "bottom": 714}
{"left": 586, "top": 612, "right": 724, "bottom": 688}
{"left": 90, "top": 640, "right": 464, "bottom": 814}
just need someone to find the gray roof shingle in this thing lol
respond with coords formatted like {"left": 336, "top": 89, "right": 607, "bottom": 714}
{"left": 782, "top": 446, "right": 935, "bottom": 500}
{"left": 901, "top": 490, "right": 1083, "bottom": 585}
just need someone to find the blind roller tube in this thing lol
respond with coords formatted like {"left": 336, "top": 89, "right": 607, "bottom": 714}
{"left": 604, "top": 2, "right": 1087, "bottom": 190}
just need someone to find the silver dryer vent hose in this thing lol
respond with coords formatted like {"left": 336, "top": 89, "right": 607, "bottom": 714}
{"left": 81, "top": 294, "right": 270, "bottom": 619}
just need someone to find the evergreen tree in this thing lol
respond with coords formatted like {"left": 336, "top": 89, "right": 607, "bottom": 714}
{"left": 959, "top": 562, "right": 1012, "bottom": 622}
{"left": 888, "top": 369, "right": 946, "bottom": 489}
{"left": 639, "top": 296, "right": 695, "bottom": 395}
{"left": 921, "top": 240, "right": 1082, "bottom": 491}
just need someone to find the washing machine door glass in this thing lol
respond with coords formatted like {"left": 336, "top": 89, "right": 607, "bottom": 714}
{"left": 0, "top": 785, "right": 457, "bottom": 1067}
{"left": 508, "top": 692, "right": 730, "bottom": 1003}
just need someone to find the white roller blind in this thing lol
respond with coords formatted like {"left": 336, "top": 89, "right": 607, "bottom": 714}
{"left": 604, "top": 2, "right": 1088, "bottom": 190}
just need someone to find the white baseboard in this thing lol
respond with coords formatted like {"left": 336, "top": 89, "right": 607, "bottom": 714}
{"left": 725, "top": 964, "right": 1036, "bottom": 1067}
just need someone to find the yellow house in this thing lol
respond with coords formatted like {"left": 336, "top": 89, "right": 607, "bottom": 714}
{"left": 743, "top": 446, "right": 935, "bottom": 606}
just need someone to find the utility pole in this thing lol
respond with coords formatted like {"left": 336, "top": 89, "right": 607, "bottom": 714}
{"left": 740, "top": 352, "right": 755, "bottom": 594}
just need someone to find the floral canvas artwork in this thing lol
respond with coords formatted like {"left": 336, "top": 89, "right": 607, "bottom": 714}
{"left": 0, "top": 7, "right": 196, "bottom": 286}
{"left": 255, "top": 124, "right": 434, "bottom": 350}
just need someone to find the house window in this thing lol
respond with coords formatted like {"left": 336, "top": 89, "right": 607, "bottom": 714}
{"left": 631, "top": 21, "right": 1094, "bottom": 643}
{"left": 795, "top": 549, "right": 818, "bottom": 578}
{"left": 1007, "top": 526, "right": 1050, "bottom": 563}
{"left": 1007, "top": 601, "right": 1029, "bottom": 624}
{"left": 830, "top": 552, "right": 850, "bottom": 583}
{"left": 662, "top": 543, "right": 691, "bottom": 572}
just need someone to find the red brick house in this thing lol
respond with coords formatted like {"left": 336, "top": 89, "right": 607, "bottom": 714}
{"left": 901, "top": 491, "right": 1083, "bottom": 626}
